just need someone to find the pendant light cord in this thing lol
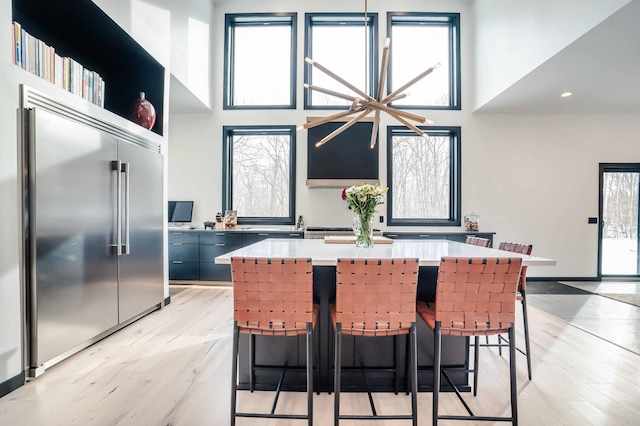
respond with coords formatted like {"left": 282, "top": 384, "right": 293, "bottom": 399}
{"left": 364, "top": 0, "right": 368, "bottom": 94}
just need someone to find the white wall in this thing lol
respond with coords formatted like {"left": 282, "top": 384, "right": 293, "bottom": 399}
{"left": 472, "top": 0, "right": 630, "bottom": 110}
{"left": 93, "top": 0, "right": 213, "bottom": 108}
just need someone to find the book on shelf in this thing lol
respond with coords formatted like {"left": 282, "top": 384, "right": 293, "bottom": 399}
{"left": 11, "top": 21, "right": 105, "bottom": 108}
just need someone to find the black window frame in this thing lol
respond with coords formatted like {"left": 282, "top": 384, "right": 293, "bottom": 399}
{"left": 304, "top": 13, "right": 379, "bottom": 110}
{"left": 387, "top": 12, "right": 461, "bottom": 110}
{"left": 223, "top": 13, "right": 297, "bottom": 110}
{"left": 386, "top": 126, "right": 461, "bottom": 226}
{"left": 222, "top": 125, "right": 297, "bottom": 225}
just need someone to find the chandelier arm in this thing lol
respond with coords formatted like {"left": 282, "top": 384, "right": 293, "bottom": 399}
{"left": 303, "top": 107, "right": 366, "bottom": 130}
{"left": 304, "top": 84, "right": 358, "bottom": 103}
{"left": 315, "top": 109, "right": 372, "bottom": 147}
{"left": 377, "top": 38, "right": 391, "bottom": 101}
{"left": 369, "top": 110, "right": 381, "bottom": 149}
{"left": 384, "top": 92, "right": 409, "bottom": 104}
{"left": 386, "top": 110, "right": 428, "bottom": 138}
{"left": 360, "top": 99, "right": 427, "bottom": 123}
{"left": 306, "top": 58, "right": 376, "bottom": 103}
{"left": 381, "top": 63, "right": 440, "bottom": 105}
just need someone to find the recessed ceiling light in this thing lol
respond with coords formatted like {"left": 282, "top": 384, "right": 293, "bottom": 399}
{"left": 560, "top": 92, "right": 573, "bottom": 98}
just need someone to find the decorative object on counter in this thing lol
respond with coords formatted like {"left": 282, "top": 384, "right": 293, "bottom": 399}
{"left": 300, "top": 0, "right": 439, "bottom": 149}
{"left": 204, "top": 221, "right": 215, "bottom": 230}
{"left": 464, "top": 211, "right": 480, "bottom": 231}
{"left": 343, "top": 184, "right": 388, "bottom": 248}
{"left": 296, "top": 215, "right": 305, "bottom": 230}
{"left": 224, "top": 210, "right": 237, "bottom": 228}
{"left": 130, "top": 92, "right": 156, "bottom": 130}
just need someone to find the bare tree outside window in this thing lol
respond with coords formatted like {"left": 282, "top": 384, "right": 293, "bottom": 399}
{"left": 230, "top": 133, "right": 291, "bottom": 218}
{"left": 392, "top": 134, "right": 450, "bottom": 219}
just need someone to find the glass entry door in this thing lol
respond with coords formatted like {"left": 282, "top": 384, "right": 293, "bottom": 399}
{"left": 600, "top": 164, "right": 640, "bottom": 276}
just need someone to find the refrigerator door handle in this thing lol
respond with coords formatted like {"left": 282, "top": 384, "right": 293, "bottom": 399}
{"left": 122, "top": 162, "right": 131, "bottom": 254}
{"left": 110, "top": 160, "right": 122, "bottom": 255}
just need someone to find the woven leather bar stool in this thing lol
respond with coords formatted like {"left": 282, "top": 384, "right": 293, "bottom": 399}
{"left": 331, "top": 258, "right": 420, "bottom": 426}
{"left": 496, "top": 241, "right": 534, "bottom": 380}
{"left": 417, "top": 257, "right": 522, "bottom": 425}
{"left": 230, "top": 257, "right": 319, "bottom": 426}
{"left": 464, "top": 236, "right": 491, "bottom": 247}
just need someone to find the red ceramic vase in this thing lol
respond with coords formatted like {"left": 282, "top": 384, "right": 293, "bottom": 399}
{"left": 130, "top": 92, "right": 156, "bottom": 130}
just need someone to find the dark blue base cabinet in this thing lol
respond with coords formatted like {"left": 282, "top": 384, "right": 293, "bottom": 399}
{"left": 384, "top": 231, "right": 495, "bottom": 246}
{"left": 168, "top": 230, "right": 303, "bottom": 281}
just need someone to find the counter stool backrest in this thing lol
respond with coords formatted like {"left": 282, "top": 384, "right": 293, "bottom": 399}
{"left": 498, "top": 241, "right": 532, "bottom": 291}
{"left": 231, "top": 257, "right": 315, "bottom": 336}
{"left": 432, "top": 257, "right": 522, "bottom": 336}
{"left": 465, "top": 236, "right": 490, "bottom": 247}
{"left": 334, "top": 258, "right": 419, "bottom": 336}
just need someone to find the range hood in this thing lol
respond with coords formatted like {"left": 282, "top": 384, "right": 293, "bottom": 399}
{"left": 307, "top": 121, "right": 378, "bottom": 188}
{"left": 306, "top": 178, "right": 380, "bottom": 189}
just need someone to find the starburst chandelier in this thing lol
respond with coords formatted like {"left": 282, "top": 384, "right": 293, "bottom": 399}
{"left": 302, "top": 0, "right": 440, "bottom": 149}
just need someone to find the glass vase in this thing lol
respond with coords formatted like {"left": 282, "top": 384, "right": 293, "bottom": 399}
{"left": 352, "top": 215, "right": 374, "bottom": 248}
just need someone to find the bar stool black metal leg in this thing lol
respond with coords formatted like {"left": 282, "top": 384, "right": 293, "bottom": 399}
{"left": 509, "top": 324, "right": 518, "bottom": 425}
{"left": 433, "top": 322, "right": 442, "bottom": 426}
{"left": 521, "top": 290, "right": 532, "bottom": 380}
{"left": 230, "top": 322, "right": 239, "bottom": 426}
{"left": 307, "top": 323, "right": 313, "bottom": 426}
{"left": 394, "top": 334, "right": 399, "bottom": 395}
{"left": 249, "top": 333, "right": 255, "bottom": 392}
{"left": 473, "top": 336, "right": 480, "bottom": 396}
{"left": 334, "top": 323, "right": 342, "bottom": 426}
{"left": 315, "top": 321, "right": 320, "bottom": 395}
{"left": 410, "top": 323, "right": 418, "bottom": 426}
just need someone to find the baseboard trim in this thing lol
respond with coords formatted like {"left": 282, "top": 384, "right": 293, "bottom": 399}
{"left": 0, "top": 371, "right": 25, "bottom": 398}
{"left": 529, "top": 277, "right": 600, "bottom": 282}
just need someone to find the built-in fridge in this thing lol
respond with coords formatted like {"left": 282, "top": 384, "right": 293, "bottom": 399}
{"left": 20, "top": 86, "right": 164, "bottom": 376}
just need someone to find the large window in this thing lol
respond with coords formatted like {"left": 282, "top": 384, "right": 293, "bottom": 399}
{"left": 304, "top": 13, "right": 378, "bottom": 108}
{"left": 387, "top": 13, "right": 460, "bottom": 109}
{"left": 224, "top": 13, "right": 296, "bottom": 109}
{"left": 387, "top": 126, "right": 461, "bottom": 226}
{"left": 222, "top": 126, "right": 296, "bottom": 224}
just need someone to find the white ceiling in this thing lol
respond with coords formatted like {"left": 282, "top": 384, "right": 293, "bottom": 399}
{"left": 475, "top": 0, "right": 640, "bottom": 114}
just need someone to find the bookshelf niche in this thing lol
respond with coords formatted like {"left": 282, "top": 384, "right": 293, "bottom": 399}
{"left": 12, "top": 0, "right": 165, "bottom": 136}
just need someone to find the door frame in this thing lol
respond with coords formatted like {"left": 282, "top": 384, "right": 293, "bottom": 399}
{"left": 598, "top": 163, "right": 640, "bottom": 278}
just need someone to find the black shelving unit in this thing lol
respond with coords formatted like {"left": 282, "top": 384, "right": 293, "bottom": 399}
{"left": 12, "top": 0, "right": 165, "bottom": 136}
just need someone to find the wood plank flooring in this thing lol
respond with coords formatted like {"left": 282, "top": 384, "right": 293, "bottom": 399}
{"left": 1, "top": 285, "right": 639, "bottom": 425}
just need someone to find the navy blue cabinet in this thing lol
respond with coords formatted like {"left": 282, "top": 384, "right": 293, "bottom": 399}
{"left": 168, "top": 231, "right": 199, "bottom": 280}
{"left": 168, "top": 230, "right": 304, "bottom": 281}
{"left": 383, "top": 231, "right": 495, "bottom": 246}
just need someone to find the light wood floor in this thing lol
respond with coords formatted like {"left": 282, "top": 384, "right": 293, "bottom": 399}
{"left": 1, "top": 285, "right": 639, "bottom": 425}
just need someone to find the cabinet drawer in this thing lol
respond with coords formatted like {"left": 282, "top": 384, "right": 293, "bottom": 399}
{"left": 168, "top": 231, "right": 199, "bottom": 244}
{"left": 200, "top": 232, "right": 242, "bottom": 245}
{"left": 384, "top": 233, "right": 439, "bottom": 240}
{"left": 200, "top": 243, "right": 241, "bottom": 263}
{"left": 168, "top": 261, "right": 199, "bottom": 280}
{"left": 168, "top": 243, "right": 198, "bottom": 262}
{"left": 199, "top": 263, "right": 231, "bottom": 281}
{"left": 242, "top": 233, "right": 269, "bottom": 246}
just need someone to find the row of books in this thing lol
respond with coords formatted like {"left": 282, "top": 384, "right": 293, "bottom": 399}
{"left": 11, "top": 22, "right": 105, "bottom": 108}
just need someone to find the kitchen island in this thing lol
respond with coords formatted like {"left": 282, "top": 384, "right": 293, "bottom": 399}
{"left": 216, "top": 239, "right": 555, "bottom": 392}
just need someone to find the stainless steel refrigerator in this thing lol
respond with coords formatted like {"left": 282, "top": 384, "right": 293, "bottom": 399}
{"left": 21, "top": 86, "right": 164, "bottom": 376}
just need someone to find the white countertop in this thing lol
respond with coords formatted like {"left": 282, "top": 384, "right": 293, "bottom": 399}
{"left": 214, "top": 238, "right": 556, "bottom": 267}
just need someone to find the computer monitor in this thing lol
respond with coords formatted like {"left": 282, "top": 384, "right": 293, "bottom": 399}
{"left": 168, "top": 201, "right": 193, "bottom": 224}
